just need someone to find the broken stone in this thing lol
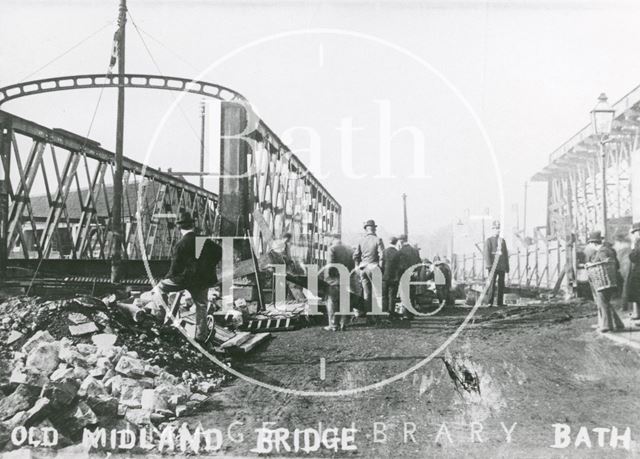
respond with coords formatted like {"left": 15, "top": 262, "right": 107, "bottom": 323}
{"left": 125, "top": 351, "right": 139, "bottom": 359}
{"left": 77, "top": 376, "right": 107, "bottom": 398}
{"left": 150, "top": 412, "right": 166, "bottom": 424}
{"left": 196, "top": 381, "right": 217, "bottom": 394}
{"left": 189, "top": 393, "right": 208, "bottom": 403}
{"left": 144, "top": 364, "right": 162, "bottom": 377}
{"left": 6, "top": 330, "right": 23, "bottom": 345}
{"left": 114, "top": 355, "right": 146, "bottom": 378}
{"left": 91, "top": 333, "right": 117, "bottom": 349}
{"left": 25, "top": 342, "right": 60, "bottom": 376}
{"left": 6, "top": 398, "right": 51, "bottom": 429}
{"left": 72, "top": 366, "right": 89, "bottom": 381}
{"left": 58, "top": 347, "right": 87, "bottom": 367}
{"left": 70, "top": 401, "right": 98, "bottom": 428}
{"left": 175, "top": 405, "right": 188, "bottom": 417}
{"left": 76, "top": 343, "right": 97, "bottom": 355}
{"left": 119, "top": 383, "right": 144, "bottom": 408}
{"left": 154, "top": 371, "right": 179, "bottom": 386}
{"left": 41, "top": 380, "right": 78, "bottom": 407}
{"left": 86, "top": 395, "right": 118, "bottom": 417}
{"left": 21, "top": 330, "right": 54, "bottom": 354}
{"left": 9, "top": 367, "right": 28, "bottom": 385}
{"left": 50, "top": 366, "right": 74, "bottom": 382}
{"left": 0, "top": 384, "right": 39, "bottom": 421}
{"left": 67, "top": 312, "right": 90, "bottom": 325}
{"left": 68, "top": 322, "right": 98, "bottom": 336}
{"left": 101, "top": 368, "right": 115, "bottom": 382}
{"left": 125, "top": 408, "right": 151, "bottom": 425}
{"left": 117, "top": 404, "right": 128, "bottom": 416}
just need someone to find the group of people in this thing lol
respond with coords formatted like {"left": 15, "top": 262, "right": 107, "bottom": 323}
{"left": 146, "top": 210, "right": 640, "bottom": 342}
{"left": 323, "top": 219, "right": 452, "bottom": 331}
{"left": 585, "top": 223, "right": 640, "bottom": 333}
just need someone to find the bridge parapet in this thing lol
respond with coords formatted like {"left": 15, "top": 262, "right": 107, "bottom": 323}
{"left": 0, "top": 110, "right": 218, "bottom": 265}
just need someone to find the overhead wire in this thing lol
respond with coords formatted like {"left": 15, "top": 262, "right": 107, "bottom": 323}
{"left": 19, "top": 21, "right": 114, "bottom": 83}
{"left": 127, "top": 9, "right": 203, "bottom": 146}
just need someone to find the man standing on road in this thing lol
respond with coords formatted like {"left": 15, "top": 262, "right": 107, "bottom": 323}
{"left": 353, "top": 219, "right": 384, "bottom": 319}
{"left": 628, "top": 223, "right": 640, "bottom": 322}
{"left": 153, "top": 211, "right": 216, "bottom": 344}
{"left": 382, "top": 236, "right": 401, "bottom": 318}
{"left": 397, "top": 234, "right": 421, "bottom": 314}
{"left": 586, "top": 230, "right": 625, "bottom": 332}
{"left": 323, "top": 233, "right": 355, "bottom": 331}
{"left": 484, "top": 221, "right": 509, "bottom": 306}
{"left": 432, "top": 255, "right": 452, "bottom": 306}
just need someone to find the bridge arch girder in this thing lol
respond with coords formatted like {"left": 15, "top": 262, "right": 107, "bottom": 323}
{"left": 0, "top": 74, "right": 247, "bottom": 106}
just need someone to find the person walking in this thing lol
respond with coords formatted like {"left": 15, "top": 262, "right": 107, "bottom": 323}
{"left": 396, "top": 234, "right": 421, "bottom": 316}
{"left": 353, "top": 219, "right": 384, "bottom": 319}
{"left": 323, "top": 233, "right": 355, "bottom": 331}
{"left": 382, "top": 236, "right": 401, "bottom": 318}
{"left": 432, "top": 255, "right": 452, "bottom": 306}
{"left": 153, "top": 211, "right": 220, "bottom": 344}
{"left": 586, "top": 230, "right": 625, "bottom": 333}
{"left": 483, "top": 221, "right": 509, "bottom": 306}
{"left": 627, "top": 223, "right": 640, "bottom": 322}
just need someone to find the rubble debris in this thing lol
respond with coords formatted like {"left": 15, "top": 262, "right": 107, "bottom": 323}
{"left": 68, "top": 322, "right": 99, "bottom": 336}
{"left": 0, "top": 294, "right": 233, "bottom": 450}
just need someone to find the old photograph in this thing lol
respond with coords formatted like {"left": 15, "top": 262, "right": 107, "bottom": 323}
{"left": 1, "top": 0, "right": 639, "bottom": 457}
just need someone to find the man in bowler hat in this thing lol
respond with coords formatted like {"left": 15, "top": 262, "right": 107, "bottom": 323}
{"left": 153, "top": 211, "right": 211, "bottom": 343}
{"left": 628, "top": 222, "right": 640, "bottom": 322}
{"left": 484, "top": 220, "right": 509, "bottom": 306}
{"left": 353, "top": 219, "right": 385, "bottom": 318}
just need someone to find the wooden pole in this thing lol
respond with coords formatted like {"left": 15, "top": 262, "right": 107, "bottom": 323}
{"left": 199, "top": 99, "right": 206, "bottom": 189}
{"left": 402, "top": 193, "right": 408, "bottom": 238}
{"left": 111, "top": 0, "right": 127, "bottom": 284}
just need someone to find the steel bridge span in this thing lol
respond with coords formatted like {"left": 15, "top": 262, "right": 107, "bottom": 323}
{"left": 0, "top": 74, "right": 341, "bottom": 286}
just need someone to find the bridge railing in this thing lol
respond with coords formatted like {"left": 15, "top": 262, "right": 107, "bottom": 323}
{"left": 453, "top": 236, "right": 571, "bottom": 291}
{"left": 0, "top": 110, "right": 218, "bottom": 263}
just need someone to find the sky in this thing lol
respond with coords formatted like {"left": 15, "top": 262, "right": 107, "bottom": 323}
{"left": 2, "top": 0, "right": 640, "bottom": 254}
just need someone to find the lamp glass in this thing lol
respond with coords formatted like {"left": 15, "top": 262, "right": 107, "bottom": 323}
{"left": 591, "top": 93, "right": 615, "bottom": 136}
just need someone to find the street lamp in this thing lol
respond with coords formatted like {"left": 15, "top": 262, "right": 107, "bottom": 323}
{"left": 590, "top": 92, "right": 615, "bottom": 238}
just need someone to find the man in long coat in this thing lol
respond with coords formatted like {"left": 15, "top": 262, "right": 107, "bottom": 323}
{"left": 484, "top": 221, "right": 509, "bottom": 306}
{"left": 382, "top": 236, "right": 401, "bottom": 318}
{"left": 627, "top": 223, "right": 640, "bottom": 322}
{"left": 353, "top": 219, "right": 384, "bottom": 317}
{"left": 587, "top": 230, "right": 625, "bottom": 332}
{"left": 323, "top": 233, "right": 355, "bottom": 331}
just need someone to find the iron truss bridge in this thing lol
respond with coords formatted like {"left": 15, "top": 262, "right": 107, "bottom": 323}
{"left": 0, "top": 74, "right": 341, "bottom": 284}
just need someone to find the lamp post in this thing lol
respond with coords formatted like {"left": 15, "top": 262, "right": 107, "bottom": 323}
{"left": 590, "top": 93, "right": 615, "bottom": 239}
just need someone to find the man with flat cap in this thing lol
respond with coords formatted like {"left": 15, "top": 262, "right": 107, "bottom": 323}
{"left": 484, "top": 220, "right": 509, "bottom": 306}
{"left": 353, "top": 219, "right": 385, "bottom": 318}
{"left": 586, "top": 230, "right": 625, "bottom": 332}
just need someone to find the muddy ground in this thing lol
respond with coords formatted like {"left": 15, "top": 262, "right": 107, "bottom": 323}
{"left": 188, "top": 301, "right": 640, "bottom": 458}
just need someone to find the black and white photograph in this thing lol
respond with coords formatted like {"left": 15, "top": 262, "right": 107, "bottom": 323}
{"left": 1, "top": 0, "right": 640, "bottom": 457}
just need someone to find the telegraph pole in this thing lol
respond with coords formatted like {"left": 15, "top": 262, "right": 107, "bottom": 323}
{"left": 402, "top": 193, "right": 408, "bottom": 238}
{"left": 199, "top": 99, "right": 206, "bottom": 189}
{"left": 111, "top": 0, "right": 126, "bottom": 283}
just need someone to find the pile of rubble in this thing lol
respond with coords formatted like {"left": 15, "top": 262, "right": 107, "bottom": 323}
{"left": 0, "top": 295, "right": 229, "bottom": 450}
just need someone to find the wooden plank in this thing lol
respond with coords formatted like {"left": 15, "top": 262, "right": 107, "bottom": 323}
{"left": 238, "top": 332, "right": 271, "bottom": 353}
{"left": 220, "top": 331, "right": 253, "bottom": 349}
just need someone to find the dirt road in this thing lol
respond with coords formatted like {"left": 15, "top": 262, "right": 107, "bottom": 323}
{"left": 190, "top": 302, "right": 640, "bottom": 458}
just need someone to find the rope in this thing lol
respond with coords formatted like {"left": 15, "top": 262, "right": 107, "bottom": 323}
{"left": 127, "top": 9, "right": 202, "bottom": 144}
{"left": 19, "top": 21, "right": 114, "bottom": 83}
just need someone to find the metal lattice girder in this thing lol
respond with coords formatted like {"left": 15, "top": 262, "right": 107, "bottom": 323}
{"left": 0, "top": 110, "right": 218, "bottom": 261}
{"left": 0, "top": 74, "right": 246, "bottom": 107}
